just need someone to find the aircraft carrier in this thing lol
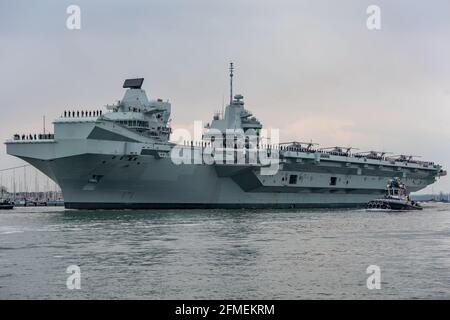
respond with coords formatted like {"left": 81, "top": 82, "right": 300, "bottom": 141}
{"left": 5, "top": 65, "right": 446, "bottom": 209}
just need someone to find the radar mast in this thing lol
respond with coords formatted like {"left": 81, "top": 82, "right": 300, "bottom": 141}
{"left": 229, "top": 62, "right": 234, "bottom": 105}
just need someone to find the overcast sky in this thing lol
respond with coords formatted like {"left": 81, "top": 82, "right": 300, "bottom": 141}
{"left": 0, "top": 0, "right": 449, "bottom": 193}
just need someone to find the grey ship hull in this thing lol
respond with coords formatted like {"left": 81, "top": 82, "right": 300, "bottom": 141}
{"left": 15, "top": 148, "right": 437, "bottom": 210}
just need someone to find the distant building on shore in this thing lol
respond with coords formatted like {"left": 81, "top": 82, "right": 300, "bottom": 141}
{"left": 412, "top": 192, "right": 450, "bottom": 202}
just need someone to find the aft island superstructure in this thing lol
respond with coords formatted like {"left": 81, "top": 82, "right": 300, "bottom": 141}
{"left": 5, "top": 67, "right": 446, "bottom": 209}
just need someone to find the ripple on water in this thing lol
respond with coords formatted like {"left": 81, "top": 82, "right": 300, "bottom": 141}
{"left": 0, "top": 204, "right": 450, "bottom": 299}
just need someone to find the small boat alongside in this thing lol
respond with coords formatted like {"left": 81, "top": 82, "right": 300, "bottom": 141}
{"left": 367, "top": 178, "right": 422, "bottom": 211}
{"left": 0, "top": 199, "right": 15, "bottom": 210}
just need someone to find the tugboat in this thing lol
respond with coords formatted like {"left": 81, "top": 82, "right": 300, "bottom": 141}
{"left": 0, "top": 199, "right": 15, "bottom": 210}
{"left": 367, "top": 178, "right": 422, "bottom": 211}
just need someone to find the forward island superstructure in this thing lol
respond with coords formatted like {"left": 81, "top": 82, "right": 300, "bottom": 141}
{"left": 5, "top": 66, "right": 446, "bottom": 209}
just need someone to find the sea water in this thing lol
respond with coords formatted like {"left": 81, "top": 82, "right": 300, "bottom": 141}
{"left": 1, "top": 203, "right": 449, "bottom": 299}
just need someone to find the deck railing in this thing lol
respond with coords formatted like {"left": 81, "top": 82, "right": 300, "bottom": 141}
{"left": 12, "top": 133, "right": 55, "bottom": 141}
